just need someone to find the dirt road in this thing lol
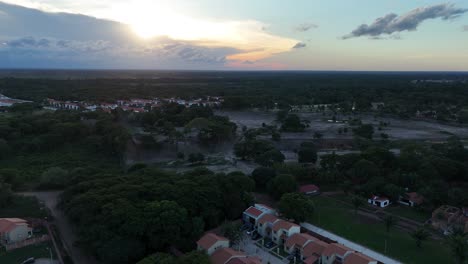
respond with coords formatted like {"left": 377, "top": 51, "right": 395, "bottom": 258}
{"left": 19, "top": 192, "right": 99, "bottom": 264}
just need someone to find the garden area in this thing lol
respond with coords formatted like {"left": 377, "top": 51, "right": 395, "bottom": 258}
{"left": 309, "top": 196, "right": 452, "bottom": 264}
{"left": 0, "top": 242, "right": 55, "bottom": 264}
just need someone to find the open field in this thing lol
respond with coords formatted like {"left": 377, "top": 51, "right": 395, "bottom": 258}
{"left": 309, "top": 196, "right": 452, "bottom": 264}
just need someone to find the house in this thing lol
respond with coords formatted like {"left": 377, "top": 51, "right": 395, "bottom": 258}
{"left": 284, "top": 233, "right": 315, "bottom": 254}
{"left": 368, "top": 195, "right": 390, "bottom": 208}
{"left": 271, "top": 220, "right": 300, "bottom": 245}
{"left": 243, "top": 204, "right": 276, "bottom": 228}
{"left": 399, "top": 192, "right": 424, "bottom": 207}
{"left": 303, "top": 239, "right": 329, "bottom": 264}
{"left": 256, "top": 214, "right": 279, "bottom": 238}
{"left": 299, "top": 184, "right": 320, "bottom": 196}
{"left": 321, "top": 243, "right": 353, "bottom": 264}
{"left": 343, "top": 252, "right": 377, "bottom": 264}
{"left": 196, "top": 233, "right": 229, "bottom": 255}
{"left": 210, "top": 248, "right": 261, "bottom": 264}
{"left": 0, "top": 218, "right": 32, "bottom": 244}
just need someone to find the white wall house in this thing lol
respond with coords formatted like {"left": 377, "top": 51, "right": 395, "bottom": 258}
{"left": 0, "top": 218, "right": 32, "bottom": 244}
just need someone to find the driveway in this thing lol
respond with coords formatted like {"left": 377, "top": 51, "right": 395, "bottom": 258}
{"left": 19, "top": 192, "right": 99, "bottom": 264}
{"left": 301, "top": 222, "right": 402, "bottom": 264}
{"left": 239, "top": 237, "right": 288, "bottom": 264}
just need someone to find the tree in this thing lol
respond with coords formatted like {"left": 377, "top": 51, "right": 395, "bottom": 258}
{"left": 351, "top": 196, "right": 364, "bottom": 216}
{"left": 221, "top": 222, "right": 243, "bottom": 246}
{"left": 347, "top": 159, "right": 379, "bottom": 184}
{"left": 298, "top": 142, "right": 318, "bottom": 164}
{"left": 353, "top": 124, "right": 374, "bottom": 139}
{"left": 0, "top": 181, "right": 13, "bottom": 208}
{"left": 446, "top": 228, "right": 468, "bottom": 264}
{"left": 267, "top": 174, "right": 297, "bottom": 200}
{"left": 188, "top": 153, "right": 205, "bottom": 164}
{"left": 255, "top": 149, "right": 285, "bottom": 167}
{"left": 178, "top": 251, "right": 211, "bottom": 264}
{"left": 278, "top": 193, "right": 314, "bottom": 223}
{"left": 281, "top": 114, "right": 305, "bottom": 132}
{"left": 0, "top": 138, "right": 11, "bottom": 159}
{"left": 313, "top": 132, "right": 323, "bottom": 139}
{"left": 411, "top": 228, "right": 430, "bottom": 248}
{"left": 251, "top": 167, "right": 276, "bottom": 190}
{"left": 40, "top": 167, "right": 69, "bottom": 189}
{"left": 383, "top": 215, "right": 396, "bottom": 233}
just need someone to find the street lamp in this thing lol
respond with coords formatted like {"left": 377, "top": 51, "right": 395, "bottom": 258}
{"left": 46, "top": 247, "right": 53, "bottom": 264}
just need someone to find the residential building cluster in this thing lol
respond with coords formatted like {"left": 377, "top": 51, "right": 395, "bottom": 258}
{"left": 198, "top": 203, "right": 377, "bottom": 264}
{"left": 44, "top": 96, "right": 223, "bottom": 113}
{"left": 0, "top": 94, "right": 31, "bottom": 107}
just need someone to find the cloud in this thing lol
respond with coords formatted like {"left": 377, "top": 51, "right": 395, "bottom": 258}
{"left": 292, "top": 42, "right": 307, "bottom": 49}
{"left": 343, "top": 3, "right": 468, "bottom": 39}
{"left": 295, "top": 23, "right": 318, "bottom": 32}
{"left": 463, "top": 25, "right": 468, "bottom": 31}
{"left": 0, "top": 2, "right": 299, "bottom": 69}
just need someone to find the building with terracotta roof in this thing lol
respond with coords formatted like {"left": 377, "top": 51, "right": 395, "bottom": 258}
{"left": 299, "top": 184, "right": 320, "bottom": 196}
{"left": 196, "top": 233, "right": 229, "bottom": 255}
{"left": 302, "top": 239, "right": 329, "bottom": 262}
{"left": 0, "top": 218, "right": 32, "bottom": 244}
{"left": 256, "top": 214, "right": 279, "bottom": 238}
{"left": 368, "top": 195, "right": 390, "bottom": 208}
{"left": 399, "top": 192, "right": 424, "bottom": 207}
{"left": 321, "top": 243, "right": 353, "bottom": 264}
{"left": 243, "top": 204, "right": 276, "bottom": 228}
{"left": 210, "top": 248, "right": 261, "bottom": 264}
{"left": 271, "top": 220, "right": 300, "bottom": 245}
{"left": 343, "top": 252, "right": 377, "bottom": 264}
{"left": 284, "top": 233, "right": 315, "bottom": 254}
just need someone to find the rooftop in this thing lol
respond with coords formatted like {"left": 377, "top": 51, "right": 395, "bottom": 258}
{"left": 196, "top": 233, "right": 228, "bottom": 251}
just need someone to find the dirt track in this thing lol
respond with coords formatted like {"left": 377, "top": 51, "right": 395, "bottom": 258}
{"left": 19, "top": 192, "right": 98, "bottom": 264}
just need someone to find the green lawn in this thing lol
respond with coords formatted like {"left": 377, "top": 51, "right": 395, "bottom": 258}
{"left": 310, "top": 196, "right": 453, "bottom": 264}
{"left": 0, "top": 196, "right": 47, "bottom": 219}
{"left": 0, "top": 242, "right": 55, "bottom": 264}
{"left": 386, "top": 206, "right": 431, "bottom": 223}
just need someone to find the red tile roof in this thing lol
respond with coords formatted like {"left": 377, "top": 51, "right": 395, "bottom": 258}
{"left": 369, "top": 195, "right": 389, "bottom": 202}
{"left": 0, "top": 218, "right": 28, "bottom": 233}
{"left": 258, "top": 214, "right": 279, "bottom": 225}
{"left": 210, "top": 248, "right": 244, "bottom": 264}
{"left": 226, "top": 256, "right": 262, "bottom": 264}
{"left": 299, "top": 184, "right": 320, "bottom": 194}
{"left": 322, "top": 243, "right": 353, "bottom": 257}
{"left": 304, "top": 255, "right": 319, "bottom": 264}
{"left": 196, "top": 233, "right": 228, "bottom": 251}
{"left": 244, "top": 207, "right": 263, "bottom": 218}
{"left": 272, "top": 220, "right": 299, "bottom": 232}
{"left": 302, "top": 239, "right": 329, "bottom": 258}
{"left": 343, "top": 252, "right": 376, "bottom": 264}
{"left": 285, "top": 233, "right": 315, "bottom": 249}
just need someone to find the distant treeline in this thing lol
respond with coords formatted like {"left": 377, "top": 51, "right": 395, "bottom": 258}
{"left": 1, "top": 72, "right": 468, "bottom": 121}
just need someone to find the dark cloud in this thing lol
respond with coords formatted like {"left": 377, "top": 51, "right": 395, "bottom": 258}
{"left": 292, "top": 42, "right": 307, "bottom": 49}
{"left": 295, "top": 23, "right": 318, "bottom": 32}
{"left": 343, "top": 3, "right": 468, "bottom": 39}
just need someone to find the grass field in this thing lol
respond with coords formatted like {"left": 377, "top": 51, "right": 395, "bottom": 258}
{"left": 386, "top": 206, "right": 431, "bottom": 223}
{"left": 0, "top": 242, "right": 55, "bottom": 264}
{"left": 309, "top": 196, "right": 453, "bottom": 264}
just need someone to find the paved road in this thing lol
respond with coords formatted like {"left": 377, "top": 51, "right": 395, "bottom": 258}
{"left": 19, "top": 192, "right": 99, "bottom": 264}
{"left": 301, "top": 222, "right": 402, "bottom": 264}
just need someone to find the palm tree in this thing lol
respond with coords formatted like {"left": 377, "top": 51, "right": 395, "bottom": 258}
{"left": 384, "top": 215, "right": 396, "bottom": 233}
{"left": 411, "top": 228, "right": 430, "bottom": 248}
{"left": 446, "top": 227, "right": 468, "bottom": 264}
{"left": 351, "top": 196, "right": 364, "bottom": 216}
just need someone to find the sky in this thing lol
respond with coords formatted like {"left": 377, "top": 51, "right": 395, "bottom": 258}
{"left": 0, "top": 0, "right": 468, "bottom": 70}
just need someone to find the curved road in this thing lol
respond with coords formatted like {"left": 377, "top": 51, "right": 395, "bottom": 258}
{"left": 19, "top": 192, "right": 98, "bottom": 264}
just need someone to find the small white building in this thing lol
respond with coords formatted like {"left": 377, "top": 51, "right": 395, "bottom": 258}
{"left": 242, "top": 204, "right": 276, "bottom": 227}
{"left": 368, "top": 195, "right": 390, "bottom": 208}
